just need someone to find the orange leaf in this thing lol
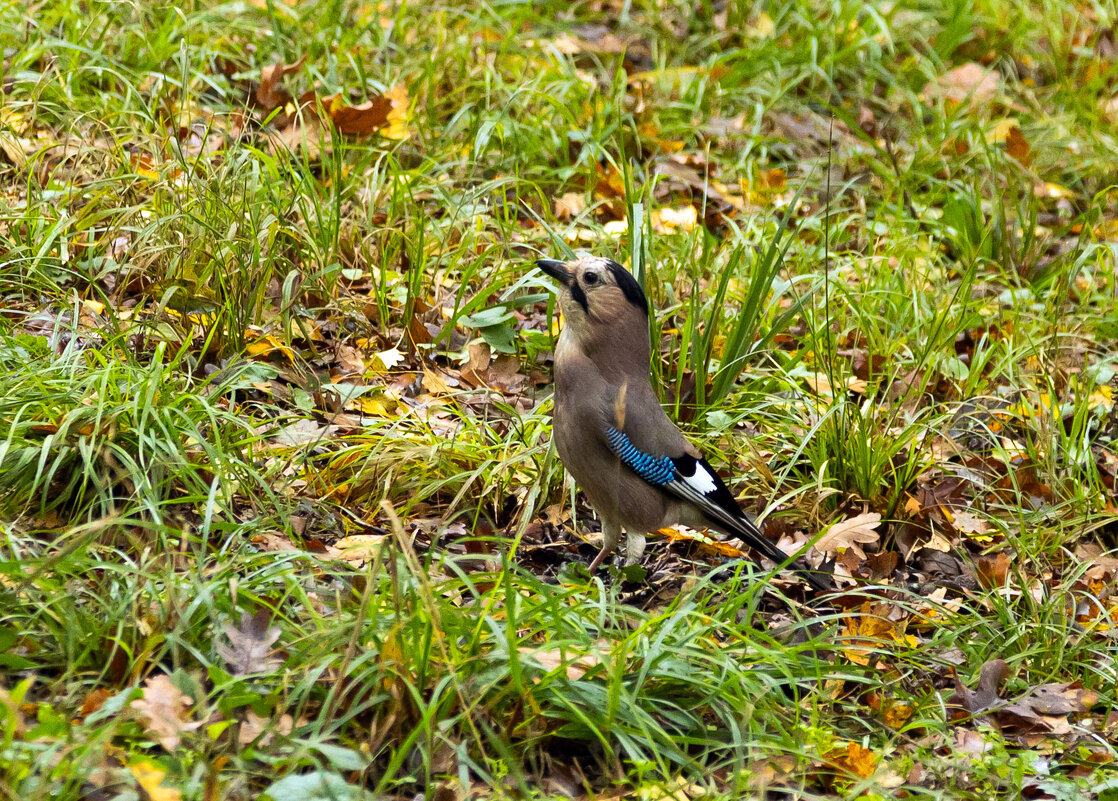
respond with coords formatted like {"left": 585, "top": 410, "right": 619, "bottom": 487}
{"left": 825, "top": 742, "right": 877, "bottom": 778}
{"left": 1005, "top": 125, "right": 1032, "bottom": 165}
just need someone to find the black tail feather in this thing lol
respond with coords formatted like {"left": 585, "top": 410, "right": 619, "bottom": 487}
{"left": 720, "top": 514, "right": 833, "bottom": 593}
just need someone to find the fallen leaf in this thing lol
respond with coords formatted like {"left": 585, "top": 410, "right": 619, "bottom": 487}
{"left": 322, "top": 85, "right": 406, "bottom": 137}
{"left": 555, "top": 192, "right": 587, "bottom": 220}
{"left": 246, "top": 333, "right": 295, "bottom": 361}
{"left": 238, "top": 708, "right": 295, "bottom": 745}
{"left": 130, "top": 675, "right": 202, "bottom": 750}
{"left": 841, "top": 601, "right": 914, "bottom": 666}
{"left": 746, "top": 12, "right": 776, "bottom": 38}
{"left": 951, "top": 510, "right": 989, "bottom": 537}
{"left": 519, "top": 644, "right": 603, "bottom": 681}
{"left": 256, "top": 56, "right": 307, "bottom": 111}
{"left": 825, "top": 741, "right": 877, "bottom": 779}
{"left": 1005, "top": 126, "right": 1031, "bottom": 165}
{"left": 216, "top": 610, "right": 283, "bottom": 676}
{"left": 273, "top": 418, "right": 335, "bottom": 446}
{"left": 953, "top": 727, "right": 994, "bottom": 756}
{"left": 815, "top": 513, "right": 881, "bottom": 558}
{"left": 129, "top": 760, "right": 182, "bottom": 801}
{"left": 947, "top": 658, "right": 1009, "bottom": 717}
{"left": 79, "top": 687, "right": 113, "bottom": 718}
{"left": 925, "top": 62, "right": 999, "bottom": 107}
{"left": 372, "top": 347, "right": 405, "bottom": 371}
{"left": 1023, "top": 682, "right": 1099, "bottom": 716}
{"left": 975, "top": 551, "right": 1010, "bottom": 589}
{"left": 332, "top": 533, "right": 390, "bottom": 565}
{"left": 650, "top": 205, "right": 698, "bottom": 234}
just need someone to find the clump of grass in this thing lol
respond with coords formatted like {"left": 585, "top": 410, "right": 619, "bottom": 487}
{"left": 0, "top": 333, "right": 269, "bottom": 523}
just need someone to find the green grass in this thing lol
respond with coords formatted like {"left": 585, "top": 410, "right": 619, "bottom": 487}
{"left": 2, "top": 0, "right": 1118, "bottom": 798}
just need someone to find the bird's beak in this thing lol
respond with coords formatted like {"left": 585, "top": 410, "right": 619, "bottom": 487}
{"left": 535, "top": 258, "right": 572, "bottom": 286}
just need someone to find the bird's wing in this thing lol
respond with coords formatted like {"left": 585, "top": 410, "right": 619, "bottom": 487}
{"left": 605, "top": 426, "right": 831, "bottom": 591}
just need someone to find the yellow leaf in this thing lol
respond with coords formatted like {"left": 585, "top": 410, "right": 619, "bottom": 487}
{"left": 246, "top": 334, "right": 295, "bottom": 361}
{"left": 1034, "top": 181, "right": 1072, "bottom": 199}
{"left": 354, "top": 393, "right": 396, "bottom": 417}
{"left": 422, "top": 369, "right": 450, "bottom": 395}
{"left": 373, "top": 347, "right": 405, "bottom": 372}
{"left": 747, "top": 12, "right": 775, "bottom": 38}
{"left": 986, "top": 118, "right": 1019, "bottom": 144}
{"left": 650, "top": 205, "right": 698, "bottom": 234}
{"left": 129, "top": 761, "right": 182, "bottom": 801}
{"left": 381, "top": 83, "right": 410, "bottom": 140}
{"left": 1095, "top": 219, "right": 1118, "bottom": 242}
{"left": 1090, "top": 385, "right": 1114, "bottom": 413}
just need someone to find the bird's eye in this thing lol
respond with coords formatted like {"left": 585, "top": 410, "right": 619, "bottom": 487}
{"left": 583, "top": 272, "right": 600, "bottom": 286}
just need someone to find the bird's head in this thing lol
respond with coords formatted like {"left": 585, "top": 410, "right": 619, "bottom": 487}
{"left": 534, "top": 256, "right": 648, "bottom": 345}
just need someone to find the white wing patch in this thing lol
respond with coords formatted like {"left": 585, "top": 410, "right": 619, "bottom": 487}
{"left": 681, "top": 462, "right": 718, "bottom": 495}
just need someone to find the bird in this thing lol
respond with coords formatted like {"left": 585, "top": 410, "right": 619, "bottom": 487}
{"left": 534, "top": 255, "right": 831, "bottom": 592}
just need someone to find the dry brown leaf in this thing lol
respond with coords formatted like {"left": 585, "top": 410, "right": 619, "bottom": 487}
{"left": 256, "top": 56, "right": 307, "bottom": 111}
{"left": 326, "top": 94, "right": 392, "bottom": 136}
{"left": 975, "top": 551, "right": 1010, "bottom": 589}
{"left": 216, "top": 610, "right": 283, "bottom": 676}
{"left": 519, "top": 645, "right": 603, "bottom": 680}
{"left": 815, "top": 512, "right": 881, "bottom": 558}
{"left": 554, "top": 192, "right": 587, "bottom": 220}
{"left": 250, "top": 531, "right": 300, "bottom": 551}
{"left": 948, "top": 658, "right": 1009, "bottom": 717}
{"left": 272, "top": 418, "right": 336, "bottom": 446}
{"left": 953, "top": 727, "right": 994, "bottom": 756}
{"left": 422, "top": 368, "right": 450, "bottom": 395}
{"left": 332, "top": 533, "right": 389, "bottom": 565}
{"left": 1024, "top": 682, "right": 1099, "bottom": 716}
{"left": 925, "top": 62, "right": 999, "bottom": 107}
{"left": 951, "top": 511, "right": 989, "bottom": 536}
{"left": 130, "top": 675, "right": 202, "bottom": 750}
{"left": 237, "top": 708, "right": 295, "bottom": 745}
{"left": 1005, "top": 126, "right": 1032, "bottom": 165}
{"left": 325, "top": 84, "right": 409, "bottom": 139}
{"left": 79, "top": 687, "right": 113, "bottom": 718}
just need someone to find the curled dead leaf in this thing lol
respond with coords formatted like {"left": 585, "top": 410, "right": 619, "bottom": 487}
{"left": 256, "top": 56, "right": 307, "bottom": 111}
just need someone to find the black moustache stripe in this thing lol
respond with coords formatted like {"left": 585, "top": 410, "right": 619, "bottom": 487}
{"left": 570, "top": 281, "right": 589, "bottom": 313}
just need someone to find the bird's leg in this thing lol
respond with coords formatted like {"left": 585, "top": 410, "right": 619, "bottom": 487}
{"left": 624, "top": 531, "right": 646, "bottom": 566}
{"left": 588, "top": 519, "right": 621, "bottom": 572}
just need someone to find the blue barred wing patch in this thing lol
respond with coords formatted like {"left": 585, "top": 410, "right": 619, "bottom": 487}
{"left": 605, "top": 427, "right": 675, "bottom": 485}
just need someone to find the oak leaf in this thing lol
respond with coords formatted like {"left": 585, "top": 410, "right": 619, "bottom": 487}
{"left": 815, "top": 513, "right": 881, "bottom": 558}
{"left": 130, "top": 675, "right": 202, "bottom": 750}
{"left": 216, "top": 610, "right": 283, "bottom": 676}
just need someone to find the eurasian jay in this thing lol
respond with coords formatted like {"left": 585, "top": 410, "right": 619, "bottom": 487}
{"left": 535, "top": 255, "right": 831, "bottom": 592}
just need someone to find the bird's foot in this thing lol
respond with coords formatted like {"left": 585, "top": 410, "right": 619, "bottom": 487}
{"left": 623, "top": 531, "right": 646, "bottom": 567}
{"left": 587, "top": 547, "right": 611, "bottom": 573}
